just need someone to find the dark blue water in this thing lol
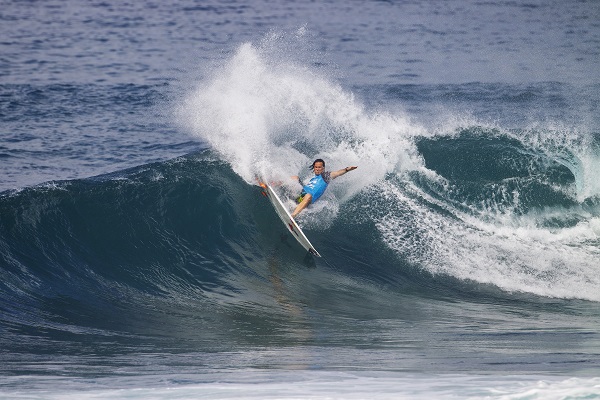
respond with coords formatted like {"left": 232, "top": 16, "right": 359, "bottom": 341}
{"left": 1, "top": 1, "right": 600, "bottom": 398}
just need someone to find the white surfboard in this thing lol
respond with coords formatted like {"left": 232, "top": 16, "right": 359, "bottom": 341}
{"left": 260, "top": 182, "right": 322, "bottom": 257}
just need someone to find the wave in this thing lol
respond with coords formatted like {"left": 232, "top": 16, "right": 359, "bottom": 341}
{"left": 174, "top": 37, "right": 600, "bottom": 301}
{"left": 0, "top": 140, "right": 598, "bottom": 340}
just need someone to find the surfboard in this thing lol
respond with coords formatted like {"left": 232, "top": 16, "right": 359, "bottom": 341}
{"left": 259, "top": 182, "right": 322, "bottom": 257}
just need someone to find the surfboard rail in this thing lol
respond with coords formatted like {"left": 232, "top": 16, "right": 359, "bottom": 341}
{"left": 259, "top": 182, "right": 322, "bottom": 257}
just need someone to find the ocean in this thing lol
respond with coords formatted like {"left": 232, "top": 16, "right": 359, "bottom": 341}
{"left": 1, "top": 0, "right": 600, "bottom": 398}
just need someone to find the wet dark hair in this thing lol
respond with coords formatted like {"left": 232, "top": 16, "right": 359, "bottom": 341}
{"left": 309, "top": 158, "right": 325, "bottom": 170}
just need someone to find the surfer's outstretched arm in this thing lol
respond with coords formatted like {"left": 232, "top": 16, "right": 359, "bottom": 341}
{"left": 330, "top": 166, "right": 358, "bottom": 180}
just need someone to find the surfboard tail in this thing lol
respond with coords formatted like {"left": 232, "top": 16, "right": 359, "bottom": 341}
{"left": 308, "top": 248, "right": 321, "bottom": 257}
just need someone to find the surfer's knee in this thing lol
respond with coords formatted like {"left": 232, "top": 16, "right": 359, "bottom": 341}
{"left": 292, "top": 194, "right": 312, "bottom": 218}
{"left": 296, "top": 192, "right": 313, "bottom": 205}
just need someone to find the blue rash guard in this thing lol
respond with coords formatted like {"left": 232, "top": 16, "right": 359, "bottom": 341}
{"left": 300, "top": 171, "right": 331, "bottom": 203}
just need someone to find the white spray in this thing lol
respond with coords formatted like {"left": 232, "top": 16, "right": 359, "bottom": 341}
{"left": 177, "top": 33, "right": 423, "bottom": 204}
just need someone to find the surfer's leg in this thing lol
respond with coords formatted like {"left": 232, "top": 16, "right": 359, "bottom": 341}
{"left": 291, "top": 193, "right": 312, "bottom": 219}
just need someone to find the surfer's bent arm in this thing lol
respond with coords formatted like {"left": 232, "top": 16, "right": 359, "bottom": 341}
{"left": 330, "top": 166, "right": 358, "bottom": 180}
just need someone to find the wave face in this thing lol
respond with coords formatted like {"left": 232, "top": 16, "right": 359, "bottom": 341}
{"left": 0, "top": 156, "right": 264, "bottom": 351}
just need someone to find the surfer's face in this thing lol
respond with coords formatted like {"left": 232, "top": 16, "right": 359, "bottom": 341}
{"left": 313, "top": 162, "right": 324, "bottom": 175}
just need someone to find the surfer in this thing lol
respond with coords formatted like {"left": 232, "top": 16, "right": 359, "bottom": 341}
{"left": 291, "top": 159, "right": 357, "bottom": 219}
